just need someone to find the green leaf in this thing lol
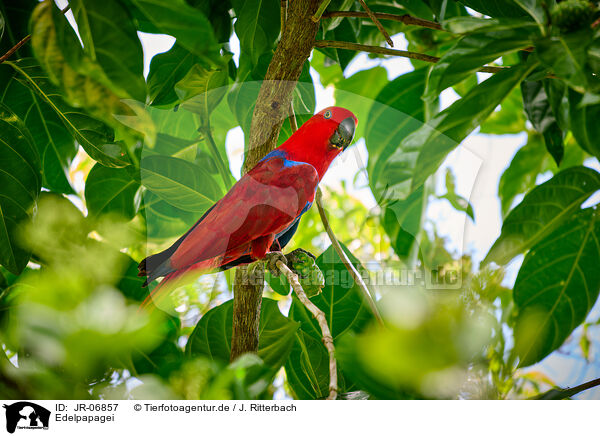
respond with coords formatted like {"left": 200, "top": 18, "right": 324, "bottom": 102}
{"left": 0, "top": 102, "right": 41, "bottom": 274}
{"left": 366, "top": 68, "right": 428, "bottom": 199}
{"left": 232, "top": 0, "right": 280, "bottom": 66}
{"left": 485, "top": 166, "right": 600, "bottom": 265}
{"left": 569, "top": 88, "right": 600, "bottom": 160}
{"left": 382, "top": 186, "right": 425, "bottom": 260}
{"left": 289, "top": 244, "right": 373, "bottom": 341}
{"left": 479, "top": 86, "right": 527, "bottom": 134}
{"left": 513, "top": 207, "right": 600, "bottom": 366}
{"left": 175, "top": 64, "right": 229, "bottom": 120}
{"left": 318, "top": 17, "right": 359, "bottom": 71}
{"left": 0, "top": 0, "right": 36, "bottom": 58}
{"left": 424, "top": 25, "right": 536, "bottom": 101}
{"left": 457, "top": 0, "right": 529, "bottom": 18}
{"left": 141, "top": 191, "right": 199, "bottom": 240}
{"left": 439, "top": 168, "right": 474, "bottom": 221}
{"left": 131, "top": 0, "right": 224, "bottom": 67}
{"left": 69, "top": 0, "right": 146, "bottom": 101}
{"left": 535, "top": 30, "right": 600, "bottom": 93}
{"left": 188, "top": 0, "right": 233, "bottom": 43}
{"left": 513, "top": 0, "right": 548, "bottom": 27}
{"left": 186, "top": 298, "right": 299, "bottom": 377}
{"left": 7, "top": 59, "right": 130, "bottom": 167}
{"left": 85, "top": 164, "right": 141, "bottom": 220}
{"left": 1, "top": 70, "right": 77, "bottom": 194}
{"left": 140, "top": 155, "right": 222, "bottom": 213}
{"left": 147, "top": 44, "right": 198, "bottom": 107}
{"left": 30, "top": 2, "right": 147, "bottom": 149}
{"left": 144, "top": 133, "right": 199, "bottom": 162}
{"left": 521, "top": 79, "right": 564, "bottom": 165}
{"left": 407, "top": 61, "right": 537, "bottom": 196}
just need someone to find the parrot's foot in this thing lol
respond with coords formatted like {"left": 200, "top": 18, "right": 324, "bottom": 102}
{"left": 264, "top": 251, "right": 287, "bottom": 277}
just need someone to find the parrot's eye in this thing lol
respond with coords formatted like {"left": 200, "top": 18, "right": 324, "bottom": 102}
{"left": 323, "top": 110, "right": 332, "bottom": 119}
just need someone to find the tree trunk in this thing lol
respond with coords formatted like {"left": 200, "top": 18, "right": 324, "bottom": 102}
{"left": 229, "top": 0, "right": 321, "bottom": 362}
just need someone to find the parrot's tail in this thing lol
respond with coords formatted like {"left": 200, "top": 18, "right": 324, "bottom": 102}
{"left": 138, "top": 271, "right": 180, "bottom": 312}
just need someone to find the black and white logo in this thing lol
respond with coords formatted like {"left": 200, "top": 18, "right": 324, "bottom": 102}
{"left": 3, "top": 402, "right": 50, "bottom": 434}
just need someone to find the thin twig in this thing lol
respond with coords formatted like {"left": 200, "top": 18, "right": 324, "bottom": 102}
{"left": 315, "top": 188, "right": 384, "bottom": 325}
{"left": 288, "top": 100, "right": 298, "bottom": 133}
{"left": 312, "top": 0, "right": 332, "bottom": 22}
{"left": 530, "top": 376, "right": 600, "bottom": 400}
{"left": 276, "top": 260, "right": 337, "bottom": 400}
{"left": 357, "top": 0, "right": 393, "bottom": 47}
{"left": 314, "top": 40, "right": 508, "bottom": 73}
{"left": 0, "top": 4, "right": 71, "bottom": 65}
{"left": 322, "top": 11, "right": 442, "bottom": 31}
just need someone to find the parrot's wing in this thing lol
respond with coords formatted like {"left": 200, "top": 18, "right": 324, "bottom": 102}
{"left": 140, "top": 156, "right": 319, "bottom": 282}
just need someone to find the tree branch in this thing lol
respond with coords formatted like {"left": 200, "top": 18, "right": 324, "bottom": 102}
{"left": 314, "top": 40, "right": 508, "bottom": 73}
{"left": 315, "top": 188, "right": 384, "bottom": 325}
{"left": 357, "top": 0, "right": 393, "bottom": 47}
{"left": 230, "top": 0, "right": 322, "bottom": 362}
{"left": 530, "top": 376, "right": 600, "bottom": 400}
{"left": 322, "top": 11, "right": 442, "bottom": 31}
{"left": 275, "top": 259, "right": 337, "bottom": 400}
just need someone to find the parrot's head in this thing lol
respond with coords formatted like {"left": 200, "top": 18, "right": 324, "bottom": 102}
{"left": 283, "top": 106, "right": 358, "bottom": 180}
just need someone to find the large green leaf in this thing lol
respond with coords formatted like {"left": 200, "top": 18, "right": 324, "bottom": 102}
{"left": 85, "top": 164, "right": 140, "bottom": 220}
{"left": 131, "top": 0, "right": 223, "bottom": 67}
{"left": 512, "top": 0, "right": 548, "bottom": 27}
{"left": 70, "top": 0, "right": 146, "bottom": 101}
{"left": 424, "top": 25, "right": 536, "bottom": 102}
{"left": 406, "top": 61, "right": 537, "bottom": 196}
{"left": 186, "top": 298, "right": 299, "bottom": 377}
{"left": 521, "top": 79, "right": 563, "bottom": 165}
{"left": 513, "top": 208, "right": 600, "bottom": 366}
{"left": 7, "top": 59, "right": 130, "bottom": 167}
{"left": 232, "top": 0, "right": 280, "bottom": 66}
{"left": 485, "top": 166, "right": 600, "bottom": 265}
{"left": 140, "top": 155, "right": 222, "bottom": 212}
{"left": 147, "top": 44, "right": 198, "bottom": 107}
{"left": 569, "top": 88, "right": 600, "bottom": 160}
{"left": 1, "top": 70, "right": 76, "bottom": 194}
{"left": 188, "top": 0, "right": 232, "bottom": 43}
{"left": 0, "top": 102, "right": 41, "bottom": 274}
{"left": 0, "top": 0, "right": 36, "bottom": 58}
{"left": 317, "top": 17, "right": 359, "bottom": 71}
{"left": 175, "top": 64, "right": 229, "bottom": 121}
{"left": 141, "top": 191, "right": 199, "bottom": 240}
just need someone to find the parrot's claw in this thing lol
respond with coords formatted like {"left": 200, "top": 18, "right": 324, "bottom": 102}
{"left": 265, "top": 251, "right": 287, "bottom": 277}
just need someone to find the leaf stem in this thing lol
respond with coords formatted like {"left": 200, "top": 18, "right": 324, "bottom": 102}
{"left": 275, "top": 259, "right": 337, "bottom": 400}
{"left": 314, "top": 40, "right": 508, "bottom": 73}
{"left": 315, "top": 188, "right": 384, "bottom": 325}
{"left": 200, "top": 123, "right": 233, "bottom": 189}
{"left": 311, "top": 0, "right": 332, "bottom": 22}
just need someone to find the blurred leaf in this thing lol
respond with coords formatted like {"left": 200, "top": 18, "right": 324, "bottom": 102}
{"left": 440, "top": 168, "right": 474, "bottom": 221}
{"left": 569, "top": 88, "right": 600, "bottom": 160}
{"left": 512, "top": 0, "right": 547, "bottom": 27}
{"left": 382, "top": 186, "right": 425, "bottom": 260}
{"left": 147, "top": 44, "right": 198, "bottom": 107}
{"left": 485, "top": 166, "right": 600, "bottom": 266}
{"left": 131, "top": 0, "right": 224, "bottom": 67}
{"left": 514, "top": 207, "right": 600, "bottom": 366}
{"left": 521, "top": 79, "right": 564, "bottom": 165}
{"left": 457, "top": 0, "right": 529, "bottom": 18}
{"left": 85, "top": 164, "right": 141, "bottom": 220}
{"left": 7, "top": 59, "right": 130, "bottom": 167}
{"left": 140, "top": 155, "right": 222, "bottom": 213}
{"left": 0, "top": 103, "right": 40, "bottom": 274}
{"left": 232, "top": 0, "right": 280, "bottom": 66}
{"left": 187, "top": 0, "right": 232, "bottom": 43}
{"left": 30, "top": 2, "right": 146, "bottom": 148}
{"left": 408, "top": 61, "right": 537, "bottom": 196}
{"left": 186, "top": 298, "right": 299, "bottom": 378}
{"left": 70, "top": 0, "right": 146, "bottom": 101}
{"left": 1, "top": 72, "right": 77, "bottom": 194}
{"left": 0, "top": 0, "right": 36, "bottom": 58}
{"left": 424, "top": 24, "right": 536, "bottom": 101}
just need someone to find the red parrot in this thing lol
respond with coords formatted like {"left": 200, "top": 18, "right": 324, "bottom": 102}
{"left": 138, "top": 107, "right": 357, "bottom": 307}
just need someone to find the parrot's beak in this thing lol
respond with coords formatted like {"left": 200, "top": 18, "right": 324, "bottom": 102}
{"left": 330, "top": 117, "right": 356, "bottom": 150}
